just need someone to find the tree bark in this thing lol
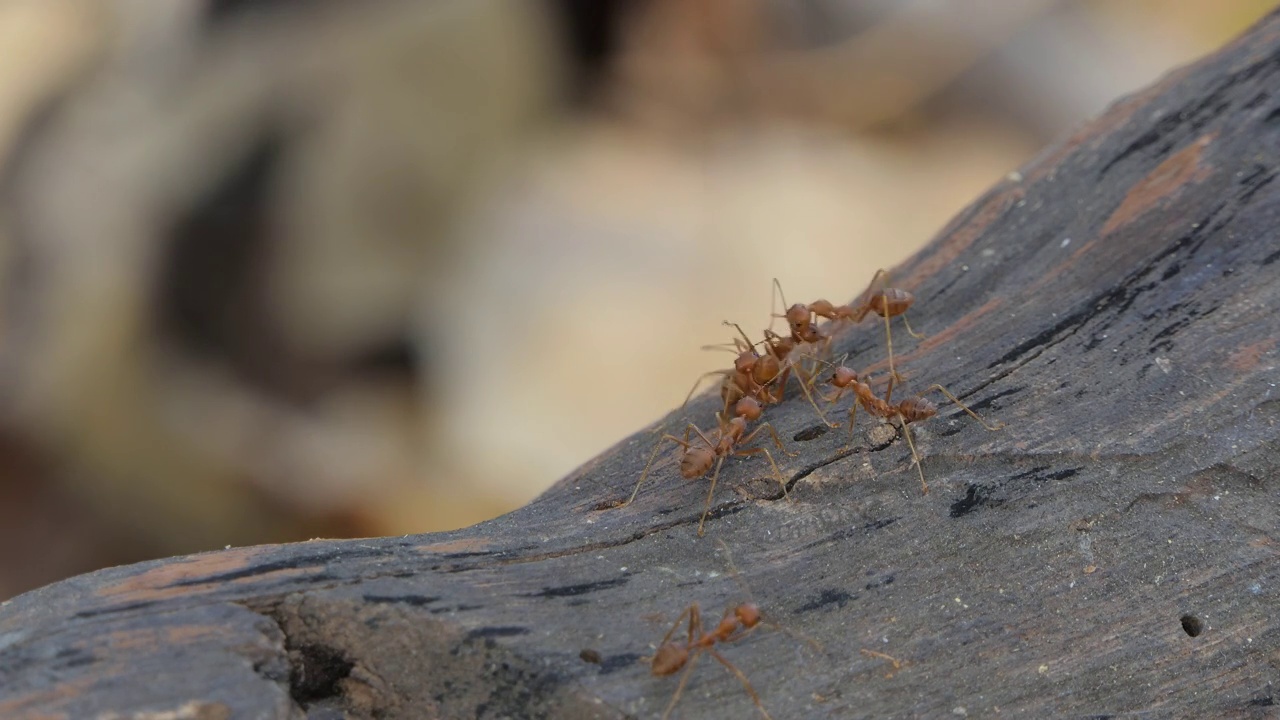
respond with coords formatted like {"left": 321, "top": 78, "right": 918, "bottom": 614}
{"left": 5, "top": 11, "right": 1280, "bottom": 720}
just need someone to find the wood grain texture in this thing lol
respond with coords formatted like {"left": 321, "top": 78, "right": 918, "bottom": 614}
{"left": 5, "top": 11, "right": 1280, "bottom": 720}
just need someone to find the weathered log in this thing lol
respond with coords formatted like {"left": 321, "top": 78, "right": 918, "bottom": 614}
{"left": 5, "top": 11, "right": 1280, "bottom": 720}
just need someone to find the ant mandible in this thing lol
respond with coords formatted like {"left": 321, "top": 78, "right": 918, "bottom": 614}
{"left": 720, "top": 322, "right": 835, "bottom": 426}
{"left": 774, "top": 270, "right": 924, "bottom": 384}
{"left": 821, "top": 358, "right": 1002, "bottom": 494}
{"left": 629, "top": 396, "right": 795, "bottom": 536}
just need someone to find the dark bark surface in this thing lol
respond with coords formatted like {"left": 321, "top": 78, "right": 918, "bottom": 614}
{"left": 5, "top": 12, "right": 1280, "bottom": 720}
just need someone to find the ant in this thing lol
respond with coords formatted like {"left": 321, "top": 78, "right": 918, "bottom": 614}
{"left": 628, "top": 395, "right": 795, "bottom": 536}
{"left": 648, "top": 601, "right": 771, "bottom": 720}
{"left": 714, "top": 322, "right": 835, "bottom": 426}
{"left": 773, "top": 270, "right": 924, "bottom": 384}
{"left": 767, "top": 279, "right": 831, "bottom": 360}
{"left": 692, "top": 329, "right": 785, "bottom": 411}
{"left": 820, "top": 357, "right": 1002, "bottom": 494}
{"left": 644, "top": 540, "right": 812, "bottom": 720}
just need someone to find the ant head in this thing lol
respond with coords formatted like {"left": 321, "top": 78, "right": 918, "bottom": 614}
{"left": 832, "top": 365, "right": 858, "bottom": 387}
{"left": 735, "top": 603, "right": 762, "bottom": 628}
{"left": 785, "top": 304, "right": 811, "bottom": 330}
{"left": 797, "top": 324, "right": 828, "bottom": 344}
{"left": 734, "top": 397, "right": 763, "bottom": 421}
{"left": 651, "top": 643, "right": 688, "bottom": 676}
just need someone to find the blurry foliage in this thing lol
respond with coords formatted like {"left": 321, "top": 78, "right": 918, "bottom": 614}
{"left": 0, "top": 0, "right": 1274, "bottom": 599}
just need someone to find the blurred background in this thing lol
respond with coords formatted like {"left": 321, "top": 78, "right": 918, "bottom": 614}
{"left": 0, "top": 0, "right": 1273, "bottom": 600}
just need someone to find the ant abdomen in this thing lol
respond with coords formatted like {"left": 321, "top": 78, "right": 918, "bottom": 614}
{"left": 680, "top": 448, "right": 715, "bottom": 478}
{"left": 897, "top": 396, "right": 937, "bottom": 423}
{"left": 734, "top": 603, "right": 762, "bottom": 628}
{"left": 651, "top": 644, "right": 688, "bottom": 676}
{"left": 867, "top": 288, "right": 914, "bottom": 318}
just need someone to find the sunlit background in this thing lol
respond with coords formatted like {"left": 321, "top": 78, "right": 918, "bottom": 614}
{"left": 0, "top": 0, "right": 1273, "bottom": 600}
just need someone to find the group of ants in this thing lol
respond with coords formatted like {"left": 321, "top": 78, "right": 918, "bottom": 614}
{"left": 606, "top": 271, "right": 1004, "bottom": 719}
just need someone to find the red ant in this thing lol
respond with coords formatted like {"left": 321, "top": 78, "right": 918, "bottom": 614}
{"left": 820, "top": 357, "right": 1002, "bottom": 494}
{"left": 691, "top": 329, "right": 785, "bottom": 410}
{"left": 645, "top": 540, "right": 814, "bottom": 719}
{"left": 767, "top": 279, "right": 830, "bottom": 353}
{"left": 700, "top": 322, "right": 834, "bottom": 426}
{"left": 773, "top": 271, "right": 924, "bottom": 384}
{"left": 648, "top": 601, "right": 771, "bottom": 719}
{"left": 628, "top": 395, "right": 795, "bottom": 536}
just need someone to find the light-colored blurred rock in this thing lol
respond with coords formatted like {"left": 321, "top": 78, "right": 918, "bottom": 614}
{"left": 0, "top": 0, "right": 1275, "bottom": 601}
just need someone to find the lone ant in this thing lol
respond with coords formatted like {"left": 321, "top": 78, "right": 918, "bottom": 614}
{"left": 820, "top": 357, "right": 1002, "bottom": 494}
{"left": 644, "top": 540, "right": 814, "bottom": 720}
{"left": 628, "top": 396, "right": 795, "bottom": 536}
{"left": 648, "top": 601, "right": 770, "bottom": 719}
{"left": 773, "top": 271, "right": 924, "bottom": 383}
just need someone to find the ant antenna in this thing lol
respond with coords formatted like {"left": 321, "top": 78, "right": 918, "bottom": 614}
{"left": 770, "top": 278, "right": 788, "bottom": 333}
{"left": 923, "top": 384, "right": 1005, "bottom": 431}
{"left": 860, "top": 648, "right": 905, "bottom": 678}
{"left": 717, "top": 540, "right": 824, "bottom": 654}
{"left": 896, "top": 411, "right": 929, "bottom": 495}
{"left": 717, "top": 539, "right": 753, "bottom": 602}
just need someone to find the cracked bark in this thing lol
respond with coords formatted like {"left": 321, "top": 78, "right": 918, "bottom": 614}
{"left": 5, "top": 11, "right": 1280, "bottom": 720}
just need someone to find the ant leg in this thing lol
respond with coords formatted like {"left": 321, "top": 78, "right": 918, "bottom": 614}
{"left": 657, "top": 603, "right": 697, "bottom": 648}
{"left": 793, "top": 363, "right": 838, "bottom": 427}
{"left": 732, "top": 444, "right": 790, "bottom": 502}
{"left": 897, "top": 413, "right": 928, "bottom": 495}
{"left": 760, "top": 447, "right": 789, "bottom": 502}
{"left": 660, "top": 606, "right": 706, "bottom": 719}
{"left": 725, "top": 321, "right": 758, "bottom": 351}
{"left": 706, "top": 648, "right": 773, "bottom": 720}
{"left": 792, "top": 356, "right": 816, "bottom": 393}
{"left": 701, "top": 341, "right": 744, "bottom": 354}
{"left": 629, "top": 440, "right": 667, "bottom": 506}
{"left": 845, "top": 402, "right": 860, "bottom": 444}
{"left": 860, "top": 648, "right": 903, "bottom": 670}
{"left": 769, "top": 278, "right": 789, "bottom": 335}
{"left": 740, "top": 421, "right": 796, "bottom": 458}
{"left": 697, "top": 456, "right": 727, "bottom": 537}
{"left": 899, "top": 312, "right": 925, "bottom": 339}
{"left": 708, "top": 412, "right": 733, "bottom": 442}
{"left": 682, "top": 370, "right": 732, "bottom": 410}
{"left": 626, "top": 428, "right": 696, "bottom": 506}
{"left": 770, "top": 365, "right": 791, "bottom": 403}
{"left": 923, "top": 384, "right": 1005, "bottom": 431}
{"left": 859, "top": 268, "right": 890, "bottom": 307}
{"left": 881, "top": 310, "right": 905, "bottom": 386}
{"left": 661, "top": 651, "right": 702, "bottom": 720}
